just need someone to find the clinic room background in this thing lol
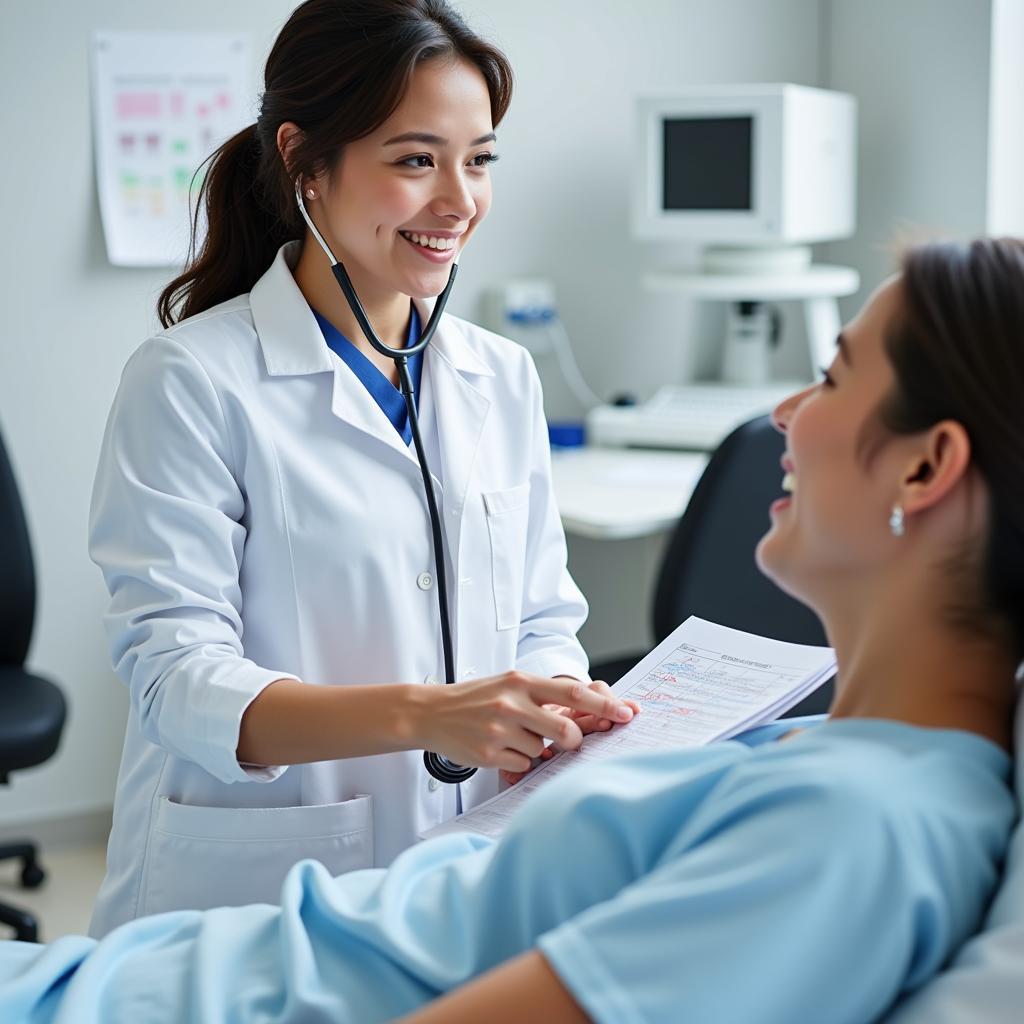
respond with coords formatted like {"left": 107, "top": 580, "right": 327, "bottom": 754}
{"left": 0, "top": 0, "right": 1021, "bottom": 900}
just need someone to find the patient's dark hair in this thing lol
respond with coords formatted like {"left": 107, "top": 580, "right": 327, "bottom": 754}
{"left": 157, "top": 0, "right": 512, "bottom": 328}
{"left": 880, "top": 237, "right": 1024, "bottom": 653}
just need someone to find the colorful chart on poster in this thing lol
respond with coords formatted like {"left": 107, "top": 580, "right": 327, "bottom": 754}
{"left": 92, "top": 32, "right": 251, "bottom": 266}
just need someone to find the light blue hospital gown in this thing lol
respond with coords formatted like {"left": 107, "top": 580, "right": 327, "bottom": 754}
{"left": 0, "top": 719, "right": 1014, "bottom": 1024}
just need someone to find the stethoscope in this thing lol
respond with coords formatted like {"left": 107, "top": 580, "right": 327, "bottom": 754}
{"left": 295, "top": 179, "right": 476, "bottom": 785}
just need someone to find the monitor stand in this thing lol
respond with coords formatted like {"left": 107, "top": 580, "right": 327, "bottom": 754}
{"left": 642, "top": 262, "right": 861, "bottom": 374}
{"left": 702, "top": 245, "right": 813, "bottom": 276}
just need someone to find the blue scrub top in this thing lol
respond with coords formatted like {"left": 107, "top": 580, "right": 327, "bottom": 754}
{"left": 312, "top": 304, "right": 423, "bottom": 444}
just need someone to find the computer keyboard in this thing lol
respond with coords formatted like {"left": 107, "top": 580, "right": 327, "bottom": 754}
{"left": 586, "top": 382, "right": 802, "bottom": 451}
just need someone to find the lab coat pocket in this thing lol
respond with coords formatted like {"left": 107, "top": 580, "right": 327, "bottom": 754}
{"left": 483, "top": 483, "right": 531, "bottom": 631}
{"left": 139, "top": 794, "right": 373, "bottom": 916}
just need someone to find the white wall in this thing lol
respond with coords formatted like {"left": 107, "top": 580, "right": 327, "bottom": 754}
{"left": 0, "top": 0, "right": 822, "bottom": 829}
{"left": 820, "top": 0, "right": 996, "bottom": 313}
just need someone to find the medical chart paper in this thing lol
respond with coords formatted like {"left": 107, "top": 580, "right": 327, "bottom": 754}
{"left": 421, "top": 617, "right": 835, "bottom": 841}
{"left": 91, "top": 32, "right": 252, "bottom": 266}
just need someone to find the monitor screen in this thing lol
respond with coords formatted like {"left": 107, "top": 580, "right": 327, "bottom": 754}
{"left": 662, "top": 116, "right": 753, "bottom": 212}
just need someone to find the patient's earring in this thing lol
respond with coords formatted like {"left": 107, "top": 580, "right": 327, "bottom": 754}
{"left": 305, "top": 187, "right": 316, "bottom": 200}
{"left": 889, "top": 503, "right": 905, "bottom": 538}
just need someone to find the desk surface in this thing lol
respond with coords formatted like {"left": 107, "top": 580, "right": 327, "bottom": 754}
{"left": 551, "top": 447, "right": 708, "bottom": 540}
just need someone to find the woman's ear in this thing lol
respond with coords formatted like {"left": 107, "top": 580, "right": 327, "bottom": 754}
{"left": 276, "top": 121, "right": 303, "bottom": 174}
{"left": 898, "top": 420, "right": 972, "bottom": 517}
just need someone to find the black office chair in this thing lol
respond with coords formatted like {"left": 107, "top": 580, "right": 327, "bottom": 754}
{"left": 591, "top": 415, "right": 834, "bottom": 718}
{"left": 0, "top": 424, "right": 67, "bottom": 942}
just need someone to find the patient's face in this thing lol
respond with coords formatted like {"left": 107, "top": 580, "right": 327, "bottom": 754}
{"left": 756, "top": 277, "right": 909, "bottom": 604}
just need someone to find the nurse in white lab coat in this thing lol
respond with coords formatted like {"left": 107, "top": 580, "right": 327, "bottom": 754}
{"left": 87, "top": 0, "right": 635, "bottom": 937}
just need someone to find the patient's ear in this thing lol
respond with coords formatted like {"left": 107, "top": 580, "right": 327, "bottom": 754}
{"left": 898, "top": 420, "right": 971, "bottom": 516}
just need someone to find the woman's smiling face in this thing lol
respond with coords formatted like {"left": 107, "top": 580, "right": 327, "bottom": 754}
{"left": 756, "top": 277, "right": 913, "bottom": 603}
{"left": 311, "top": 56, "right": 497, "bottom": 299}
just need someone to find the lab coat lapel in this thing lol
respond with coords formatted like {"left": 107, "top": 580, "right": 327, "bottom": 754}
{"left": 250, "top": 242, "right": 423, "bottom": 468}
{"left": 328, "top": 367, "right": 422, "bottom": 467}
{"left": 418, "top": 302, "right": 493, "bottom": 572}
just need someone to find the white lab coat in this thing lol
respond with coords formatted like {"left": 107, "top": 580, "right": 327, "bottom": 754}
{"left": 87, "top": 242, "right": 589, "bottom": 937}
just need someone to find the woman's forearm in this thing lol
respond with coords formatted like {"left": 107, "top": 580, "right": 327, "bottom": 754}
{"left": 236, "top": 673, "right": 632, "bottom": 770}
{"left": 236, "top": 677, "right": 431, "bottom": 766}
{"left": 398, "top": 950, "right": 589, "bottom": 1023}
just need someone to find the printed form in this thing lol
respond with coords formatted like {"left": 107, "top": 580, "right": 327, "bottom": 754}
{"left": 422, "top": 617, "right": 835, "bottom": 841}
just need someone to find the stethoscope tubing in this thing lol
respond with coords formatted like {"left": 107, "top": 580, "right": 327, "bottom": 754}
{"left": 295, "top": 181, "right": 475, "bottom": 785}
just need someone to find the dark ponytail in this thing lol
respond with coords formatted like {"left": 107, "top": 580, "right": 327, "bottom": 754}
{"left": 881, "top": 238, "right": 1024, "bottom": 653}
{"left": 158, "top": 0, "right": 513, "bottom": 328}
{"left": 157, "top": 124, "right": 283, "bottom": 328}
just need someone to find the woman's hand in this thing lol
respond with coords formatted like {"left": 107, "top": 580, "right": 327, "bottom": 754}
{"left": 414, "top": 672, "right": 635, "bottom": 774}
{"left": 499, "top": 679, "right": 641, "bottom": 785}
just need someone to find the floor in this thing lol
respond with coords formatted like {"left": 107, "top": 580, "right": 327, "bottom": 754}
{"left": 0, "top": 842, "right": 107, "bottom": 943}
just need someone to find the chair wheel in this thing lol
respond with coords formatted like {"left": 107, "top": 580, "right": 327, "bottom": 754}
{"left": 20, "top": 862, "right": 45, "bottom": 889}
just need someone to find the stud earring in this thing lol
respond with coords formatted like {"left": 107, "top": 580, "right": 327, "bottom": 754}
{"left": 889, "top": 504, "right": 905, "bottom": 538}
{"left": 305, "top": 188, "right": 316, "bottom": 200}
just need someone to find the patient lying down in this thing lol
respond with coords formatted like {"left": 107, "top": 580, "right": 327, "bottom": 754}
{"left": 2, "top": 238, "right": 1022, "bottom": 1023}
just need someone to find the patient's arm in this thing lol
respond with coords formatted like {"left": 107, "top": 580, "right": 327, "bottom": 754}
{"left": 397, "top": 950, "right": 589, "bottom": 1023}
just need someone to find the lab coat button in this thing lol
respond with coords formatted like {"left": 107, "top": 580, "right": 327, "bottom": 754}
{"left": 428, "top": 777, "right": 441, "bottom": 792}
{"left": 417, "top": 572, "right": 433, "bottom": 591}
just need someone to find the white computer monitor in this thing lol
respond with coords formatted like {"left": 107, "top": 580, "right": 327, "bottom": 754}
{"left": 633, "top": 84, "right": 856, "bottom": 267}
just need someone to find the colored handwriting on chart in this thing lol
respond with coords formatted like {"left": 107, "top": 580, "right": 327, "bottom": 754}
{"left": 633, "top": 695, "right": 697, "bottom": 716}
{"left": 643, "top": 649, "right": 801, "bottom": 696}
{"left": 604, "top": 643, "right": 809, "bottom": 746}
